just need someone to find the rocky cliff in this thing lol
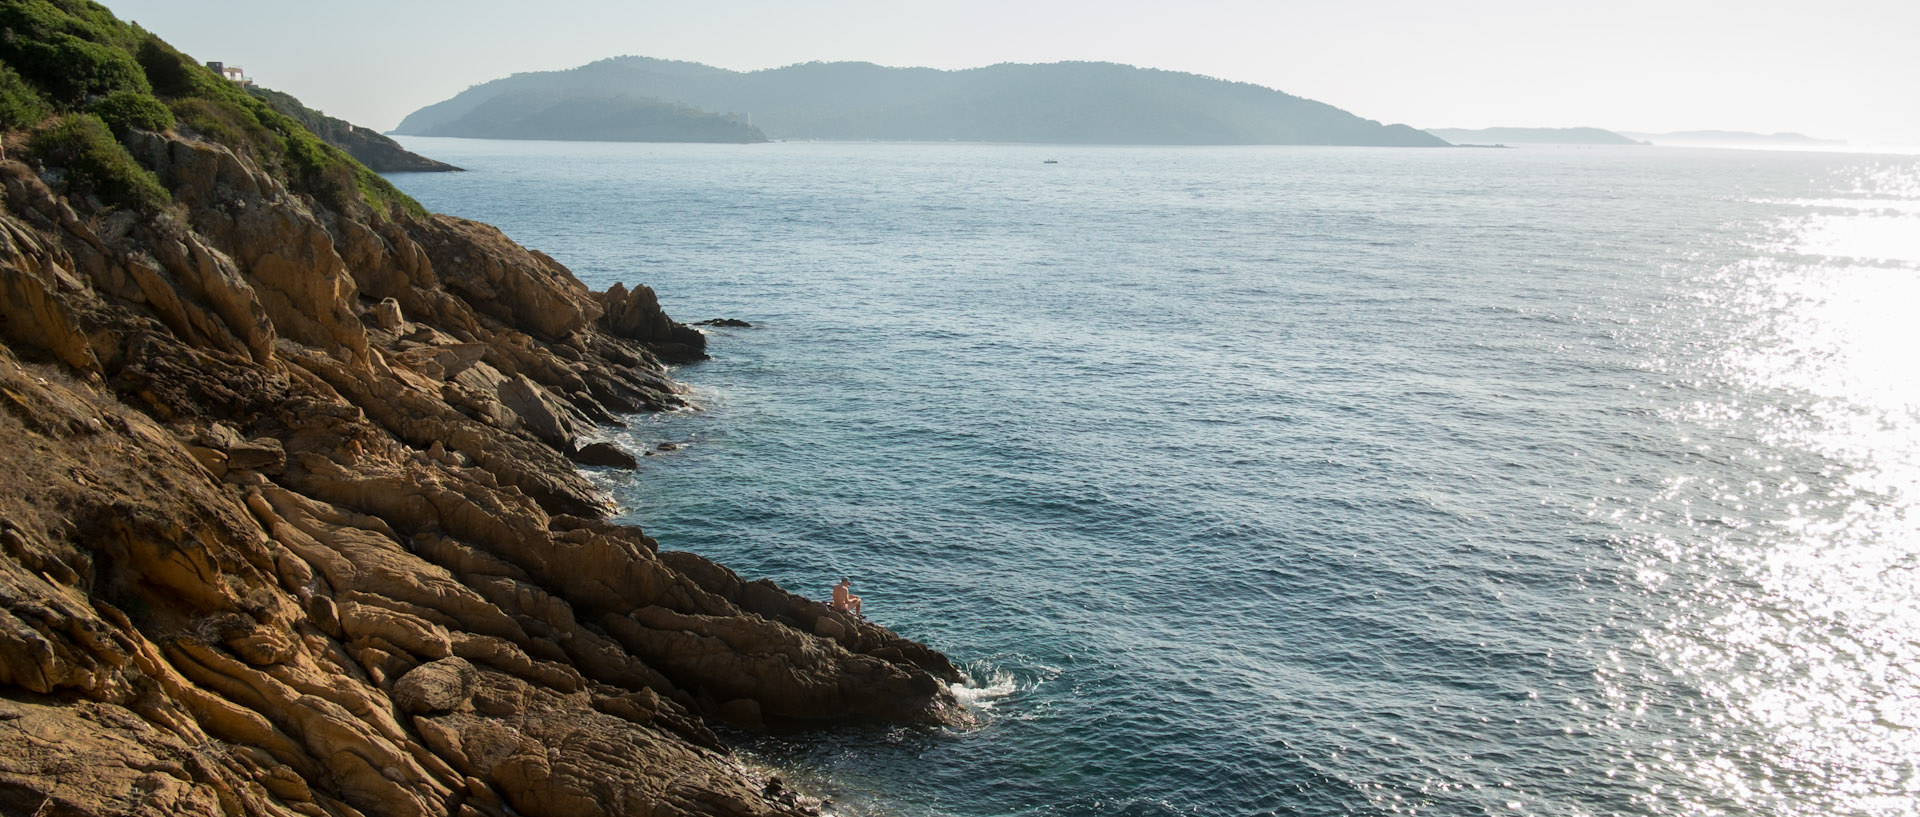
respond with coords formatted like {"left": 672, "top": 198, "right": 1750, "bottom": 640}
{"left": 0, "top": 3, "right": 964, "bottom": 816}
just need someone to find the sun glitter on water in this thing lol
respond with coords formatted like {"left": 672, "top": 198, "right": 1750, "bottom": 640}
{"left": 393, "top": 139, "right": 1920, "bottom": 817}
{"left": 1621, "top": 160, "right": 1920, "bottom": 816}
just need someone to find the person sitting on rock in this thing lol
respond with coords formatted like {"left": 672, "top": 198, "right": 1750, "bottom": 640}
{"left": 832, "top": 577, "right": 863, "bottom": 617}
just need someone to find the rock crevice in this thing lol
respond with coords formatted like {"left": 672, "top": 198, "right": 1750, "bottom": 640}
{"left": 0, "top": 102, "right": 962, "bottom": 817}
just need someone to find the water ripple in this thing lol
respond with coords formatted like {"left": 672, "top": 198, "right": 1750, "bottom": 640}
{"left": 392, "top": 141, "right": 1920, "bottom": 817}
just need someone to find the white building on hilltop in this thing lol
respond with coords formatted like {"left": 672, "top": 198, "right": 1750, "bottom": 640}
{"left": 204, "top": 62, "right": 251, "bottom": 86}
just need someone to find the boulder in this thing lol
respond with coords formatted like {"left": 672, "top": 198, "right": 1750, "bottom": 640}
{"left": 373, "top": 297, "right": 406, "bottom": 330}
{"left": 225, "top": 437, "right": 286, "bottom": 473}
{"left": 570, "top": 441, "right": 638, "bottom": 469}
{"left": 596, "top": 282, "right": 708, "bottom": 362}
{"left": 393, "top": 657, "right": 478, "bottom": 714}
{"left": 811, "top": 616, "right": 847, "bottom": 641}
{"left": 497, "top": 373, "right": 592, "bottom": 450}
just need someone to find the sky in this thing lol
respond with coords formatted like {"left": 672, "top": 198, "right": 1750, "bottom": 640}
{"left": 104, "top": 0, "right": 1920, "bottom": 144}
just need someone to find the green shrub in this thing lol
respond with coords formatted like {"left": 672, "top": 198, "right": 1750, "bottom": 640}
{"left": 167, "top": 95, "right": 288, "bottom": 179}
{"left": 30, "top": 113, "right": 168, "bottom": 210}
{"left": 356, "top": 164, "right": 425, "bottom": 219}
{"left": 0, "top": 1, "right": 424, "bottom": 221}
{"left": 169, "top": 97, "right": 240, "bottom": 146}
{"left": 0, "top": 1, "right": 152, "bottom": 104}
{"left": 3, "top": 30, "right": 149, "bottom": 103}
{"left": 87, "top": 88, "right": 172, "bottom": 135}
{"left": 37, "top": 1, "right": 136, "bottom": 45}
{"left": 136, "top": 35, "right": 226, "bottom": 100}
{"left": 282, "top": 127, "right": 352, "bottom": 205}
{"left": 273, "top": 122, "right": 422, "bottom": 218}
{"left": 0, "top": 63, "right": 49, "bottom": 130}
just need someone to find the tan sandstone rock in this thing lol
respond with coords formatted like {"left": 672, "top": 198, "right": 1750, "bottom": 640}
{"left": 0, "top": 18, "right": 959, "bottom": 816}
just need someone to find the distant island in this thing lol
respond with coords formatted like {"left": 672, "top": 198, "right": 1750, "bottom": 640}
{"left": 408, "top": 87, "right": 768, "bottom": 144}
{"left": 1619, "top": 130, "right": 1845, "bottom": 147}
{"left": 1424, "top": 126, "right": 1643, "bottom": 146}
{"left": 394, "top": 57, "right": 1445, "bottom": 147}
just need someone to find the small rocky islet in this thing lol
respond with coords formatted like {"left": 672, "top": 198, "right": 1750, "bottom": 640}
{"left": 0, "top": 3, "right": 965, "bottom": 816}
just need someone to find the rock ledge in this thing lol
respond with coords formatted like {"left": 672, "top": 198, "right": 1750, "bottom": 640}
{"left": 0, "top": 38, "right": 964, "bottom": 817}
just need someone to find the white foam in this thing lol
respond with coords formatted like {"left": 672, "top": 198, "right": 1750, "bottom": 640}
{"left": 950, "top": 668, "right": 1018, "bottom": 712}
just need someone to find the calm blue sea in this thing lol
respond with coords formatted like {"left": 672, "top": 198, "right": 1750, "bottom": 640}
{"left": 388, "top": 139, "right": 1920, "bottom": 817}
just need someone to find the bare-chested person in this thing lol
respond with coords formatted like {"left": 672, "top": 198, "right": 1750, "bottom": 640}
{"left": 832, "top": 577, "right": 863, "bottom": 617}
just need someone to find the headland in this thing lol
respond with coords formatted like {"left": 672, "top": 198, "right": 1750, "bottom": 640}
{"left": 0, "top": 3, "right": 963, "bottom": 815}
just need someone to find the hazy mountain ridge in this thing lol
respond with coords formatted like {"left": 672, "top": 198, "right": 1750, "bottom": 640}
{"left": 1425, "top": 126, "right": 1642, "bottom": 145}
{"left": 395, "top": 56, "right": 1445, "bottom": 146}
{"left": 1620, "top": 130, "right": 1844, "bottom": 146}
{"left": 422, "top": 88, "right": 767, "bottom": 143}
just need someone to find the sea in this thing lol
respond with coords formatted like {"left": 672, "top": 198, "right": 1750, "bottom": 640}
{"left": 387, "top": 138, "right": 1920, "bottom": 817}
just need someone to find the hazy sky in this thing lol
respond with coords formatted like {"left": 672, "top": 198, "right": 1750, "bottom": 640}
{"left": 107, "top": 0, "right": 1918, "bottom": 143}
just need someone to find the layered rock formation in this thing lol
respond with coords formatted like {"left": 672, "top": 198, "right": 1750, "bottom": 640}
{"left": 0, "top": 5, "right": 964, "bottom": 816}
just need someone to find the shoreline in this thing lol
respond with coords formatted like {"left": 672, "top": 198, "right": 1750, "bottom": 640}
{"left": 0, "top": 10, "right": 969, "bottom": 812}
{"left": 0, "top": 143, "right": 967, "bottom": 815}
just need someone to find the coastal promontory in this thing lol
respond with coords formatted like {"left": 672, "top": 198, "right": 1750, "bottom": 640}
{"left": 246, "top": 85, "right": 465, "bottom": 172}
{"left": 0, "top": 3, "right": 963, "bottom": 815}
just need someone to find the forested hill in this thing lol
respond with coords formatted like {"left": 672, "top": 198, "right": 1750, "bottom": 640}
{"left": 395, "top": 57, "right": 1446, "bottom": 146}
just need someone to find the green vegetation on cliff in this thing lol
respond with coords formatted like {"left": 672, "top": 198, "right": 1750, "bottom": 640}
{"left": 85, "top": 86, "right": 173, "bottom": 134}
{"left": 0, "top": 4, "right": 967, "bottom": 815}
{"left": 247, "top": 85, "right": 462, "bottom": 172}
{"left": 0, "top": 0, "right": 421, "bottom": 217}
{"left": 27, "top": 111, "right": 165, "bottom": 208}
{"left": 0, "top": 63, "right": 50, "bottom": 128}
{"left": 398, "top": 56, "right": 1445, "bottom": 146}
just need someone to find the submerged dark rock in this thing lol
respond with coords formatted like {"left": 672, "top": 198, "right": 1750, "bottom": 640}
{"left": 695, "top": 318, "right": 754, "bottom": 328}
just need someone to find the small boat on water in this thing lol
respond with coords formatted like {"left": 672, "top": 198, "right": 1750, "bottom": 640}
{"left": 1043, "top": 159, "right": 1059, "bottom": 164}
